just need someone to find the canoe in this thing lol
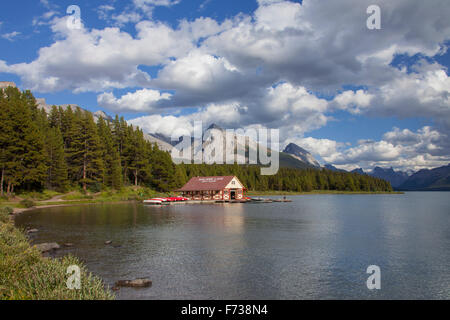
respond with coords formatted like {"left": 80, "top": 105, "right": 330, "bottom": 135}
{"left": 152, "top": 198, "right": 168, "bottom": 202}
{"left": 166, "top": 197, "right": 189, "bottom": 202}
{"left": 143, "top": 199, "right": 162, "bottom": 205}
{"left": 144, "top": 197, "right": 189, "bottom": 204}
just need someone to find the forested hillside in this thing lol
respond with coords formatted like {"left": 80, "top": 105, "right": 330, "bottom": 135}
{"left": 0, "top": 87, "right": 178, "bottom": 195}
{"left": 177, "top": 164, "right": 392, "bottom": 192}
{"left": 0, "top": 87, "right": 393, "bottom": 195}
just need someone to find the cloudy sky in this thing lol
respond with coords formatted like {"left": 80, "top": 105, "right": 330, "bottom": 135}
{"left": 1, "top": 0, "right": 449, "bottom": 171}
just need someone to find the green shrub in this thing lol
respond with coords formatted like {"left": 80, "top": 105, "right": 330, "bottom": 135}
{"left": 62, "top": 192, "right": 93, "bottom": 200}
{"left": 89, "top": 183, "right": 103, "bottom": 194}
{"left": 27, "top": 192, "right": 41, "bottom": 200}
{"left": 0, "top": 206, "right": 14, "bottom": 215}
{"left": 20, "top": 199, "right": 35, "bottom": 208}
{"left": 18, "top": 191, "right": 58, "bottom": 201}
{"left": 40, "top": 190, "right": 61, "bottom": 200}
{"left": 0, "top": 209, "right": 10, "bottom": 223}
{"left": 127, "top": 195, "right": 139, "bottom": 201}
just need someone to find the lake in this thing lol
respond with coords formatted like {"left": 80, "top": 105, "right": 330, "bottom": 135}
{"left": 15, "top": 192, "right": 450, "bottom": 299}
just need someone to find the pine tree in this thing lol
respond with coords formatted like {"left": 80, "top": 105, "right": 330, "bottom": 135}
{"left": 174, "top": 165, "right": 187, "bottom": 188}
{"left": 0, "top": 88, "right": 14, "bottom": 196}
{"left": 48, "top": 105, "right": 62, "bottom": 128}
{"left": 45, "top": 127, "right": 69, "bottom": 191}
{"left": 128, "top": 128, "right": 149, "bottom": 186}
{"left": 64, "top": 107, "right": 80, "bottom": 184}
{"left": 0, "top": 88, "right": 48, "bottom": 193}
{"left": 120, "top": 118, "right": 132, "bottom": 185}
{"left": 19, "top": 90, "right": 48, "bottom": 190}
{"left": 97, "top": 117, "right": 122, "bottom": 190}
{"left": 70, "top": 109, "right": 105, "bottom": 192}
{"left": 150, "top": 144, "right": 176, "bottom": 192}
{"left": 0, "top": 87, "right": 20, "bottom": 194}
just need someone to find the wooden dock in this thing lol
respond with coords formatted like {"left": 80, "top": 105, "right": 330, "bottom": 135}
{"left": 144, "top": 198, "right": 292, "bottom": 206}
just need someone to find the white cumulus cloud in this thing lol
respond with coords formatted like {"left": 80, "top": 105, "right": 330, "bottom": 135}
{"left": 97, "top": 89, "right": 172, "bottom": 113}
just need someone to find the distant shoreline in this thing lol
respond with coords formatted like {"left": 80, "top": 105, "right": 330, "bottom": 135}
{"left": 6, "top": 190, "right": 406, "bottom": 216}
{"left": 11, "top": 200, "right": 137, "bottom": 217}
{"left": 247, "top": 190, "right": 404, "bottom": 196}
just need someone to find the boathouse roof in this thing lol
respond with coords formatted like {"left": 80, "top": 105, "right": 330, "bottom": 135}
{"left": 177, "top": 176, "right": 244, "bottom": 191}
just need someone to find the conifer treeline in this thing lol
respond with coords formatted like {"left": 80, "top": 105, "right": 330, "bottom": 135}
{"left": 1, "top": 87, "right": 392, "bottom": 195}
{"left": 0, "top": 87, "right": 178, "bottom": 195}
{"left": 178, "top": 164, "right": 393, "bottom": 192}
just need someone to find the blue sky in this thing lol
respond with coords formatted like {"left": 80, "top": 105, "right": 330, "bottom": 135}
{"left": 1, "top": 0, "right": 449, "bottom": 171}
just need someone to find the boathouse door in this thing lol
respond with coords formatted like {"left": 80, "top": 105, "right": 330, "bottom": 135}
{"left": 230, "top": 190, "right": 236, "bottom": 199}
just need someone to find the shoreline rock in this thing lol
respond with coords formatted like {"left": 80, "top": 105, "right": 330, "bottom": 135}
{"left": 114, "top": 278, "right": 152, "bottom": 289}
{"left": 35, "top": 242, "right": 60, "bottom": 253}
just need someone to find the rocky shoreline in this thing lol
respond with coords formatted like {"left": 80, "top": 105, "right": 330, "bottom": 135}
{"left": 12, "top": 204, "right": 153, "bottom": 296}
{"left": 0, "top": 206, "right": 114, "bottom": 299}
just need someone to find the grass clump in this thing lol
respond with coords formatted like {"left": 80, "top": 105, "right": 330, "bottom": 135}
{"left": 62, "top": 192, "right": 94, "bottom": 201}
{"left": 96, "top": 186, "right": 166, "bottom": 202}
{"left": 0, "top": 206, "right": 14, "bottom": 215}
{"left": 0, "top": 216, "right": 114, "bottom": 300}
{"left": 18, "top": 190, "right": 61, "bottom": 201}
{"left": 0, "top": 207, "right": 13, "bottom": 223}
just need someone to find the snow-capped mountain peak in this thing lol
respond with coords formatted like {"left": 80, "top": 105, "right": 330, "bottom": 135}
{"left": 283, "top": 143, "right": 321, "bottom": 168}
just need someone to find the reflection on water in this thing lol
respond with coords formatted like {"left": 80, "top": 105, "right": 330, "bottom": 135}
{"left": 15, "top": 192, "right": 450, "bottom": 300}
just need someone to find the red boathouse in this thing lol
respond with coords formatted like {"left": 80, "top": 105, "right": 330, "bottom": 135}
{"left": 177, "top": 176, "right": 246, "bottom": 201}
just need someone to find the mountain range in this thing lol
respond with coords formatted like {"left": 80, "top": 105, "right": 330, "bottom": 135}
{"left": 326, "top": 163, "right": 450, "bottom": 191}
{"left": 147, "top": 124, "right": 319, "bottom": 170}
{"left": 32, "top": 98, "right": 450, "bottom": 191}
{"left": 369, "top": 167, "right": 410, "bottom": 188}
{"left": 147, "top": 125, "right": 450, "bottom": 191}
{"left": 36, "top": 99, "right": 114, "bottom": 123}
{"left": 324, "top": 164, "right": 411, "bottom": 188}
{"left": 397, "top": 164, "right": 450, "bottom": 191}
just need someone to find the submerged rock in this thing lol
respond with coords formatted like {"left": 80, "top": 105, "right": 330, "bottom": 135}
{"left": 35, "top": 242, "right": 60, "bottom": 253}
{"left": 105, "top": 240, "right": 112, "bottom": 245}
{"left": 114, "top": 278, "right": 152, "bottom": 288}
{"left": 27, "top": 229, "right": 39, "bottom": 234}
